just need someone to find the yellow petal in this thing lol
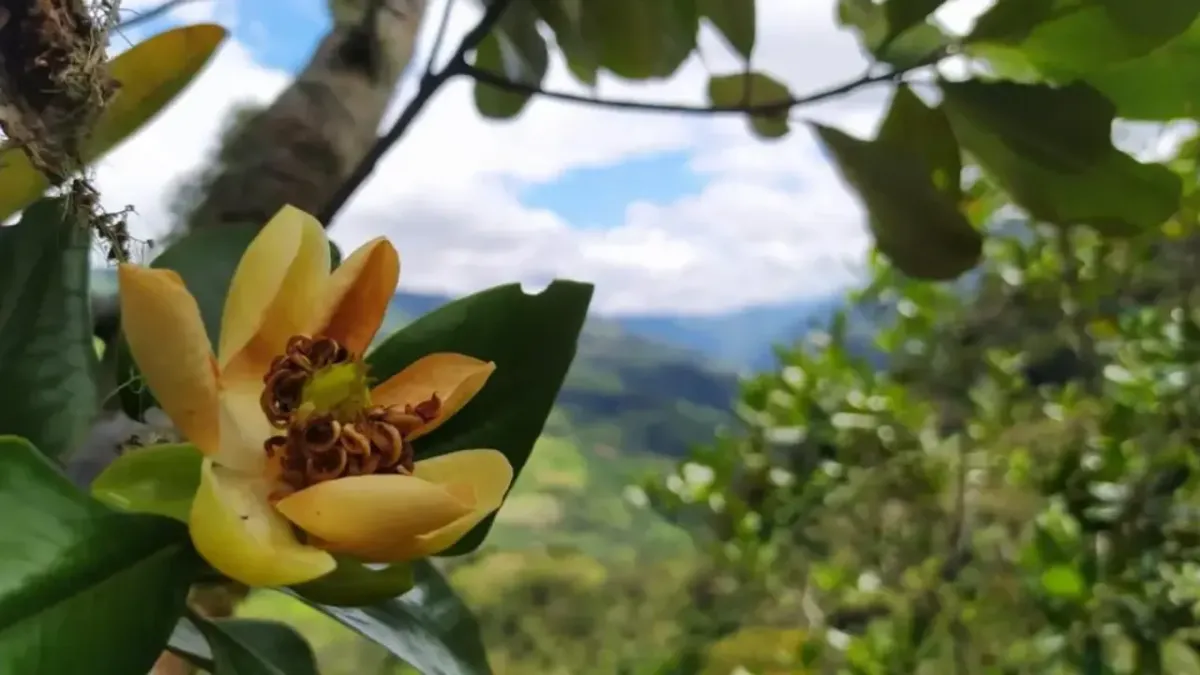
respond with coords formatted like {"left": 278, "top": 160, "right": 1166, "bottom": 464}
{"left": 218, "top": 205, "right": 331, "bottom": 378}
{"left": 214, "top": 384, "right": 271, "bottom": 474}
{"left": 371, "top": 354, "right": 496, "bottom": 440}
{"left": 189, "top": 460, "right": 335, "bottom": 587}
{"left": 118, "top": 264, "right": 220, "bottom": 457}
{"left": 318, "top": 237, "right": 400, "bottom": 357}
{"left": 407, "top": 449, "right": 513, "bottom": 557}
{"left": 274, "top": 474, "right": 473, "bottom": 559}
{"left": 337, "top": 449, "right": 513, "bottom": 562}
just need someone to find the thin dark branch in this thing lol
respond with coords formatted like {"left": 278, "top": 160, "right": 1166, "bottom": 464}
{"left": 115, "top": 0, "right": 204, "bottom": 31}
{"left": 463, "top": 52, "right": 945, "bottom": 117}
{"left": 424, "top": 0, "right": 459, "bottom": 78}
{"left": 319, "top": 0, "right": 513, "bottom": 225}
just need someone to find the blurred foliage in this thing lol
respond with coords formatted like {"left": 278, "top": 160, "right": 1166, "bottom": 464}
{"left": 645, "top": 124, "right": 1200, "bottom": 673}
{"left": 51, "top": 0, "right": 1200, "bottom": 672}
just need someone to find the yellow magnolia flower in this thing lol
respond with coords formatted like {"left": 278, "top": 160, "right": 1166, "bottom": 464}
{"left": 119, "top": 205, "right": 513, "bottom": 588}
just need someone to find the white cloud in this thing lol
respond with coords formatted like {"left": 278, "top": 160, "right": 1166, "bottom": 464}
{"left": 93, "top": 0, "right": 998, "bottom": 315}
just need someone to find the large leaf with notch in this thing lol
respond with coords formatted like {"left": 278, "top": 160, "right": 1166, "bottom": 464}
{"left": 0, "top": 436, "right": 199, "bottom": 672}
{"left": 0, "top": 197, "right": 97, "bottom": 460}
{"left": 367, "top": 280, "right": 593, "bottom": 555}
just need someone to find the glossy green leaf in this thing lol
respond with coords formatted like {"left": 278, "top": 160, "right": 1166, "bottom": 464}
{"left": 880, "top": 0, "right": 948, "bottom": 49}
{"left": 939, "top": 80, "right": 1115, "bottom": 172}
{"left": 0, "top": 25, "right": 227, "bottom": 223}
{"left": 297, "top": 560, "right": 491, "bottom": 675}
{"left": 531, "top": 0, "right": 599, "bottom": 85}
{"left": 192, "top": 615, "right": 320, "bottom": 675}
{"left": 965, "top": 0, "right": 1065, "bottom": 44}
{"left": 877, "top": 85, "right": 962, "bottom": 203}
{"left": 367, "top": 280, "right": 593, "bottom": 555}
{"left": 812, "top": 123, "right": 981, "bottom": 280}
{"left": 707, "top": 72, "right": 792, "bottom": 139}
{"left": 1086, "top": 21, "right": 1200, "bottom": 120}
{"left": 968, "top": 0, "right": 1200, "bottom": 78}
{"left": 1098, "top": 0, "right": 1200, "bottom": 43}
{"left": 118, "top": 223, "right": 341, "bottom": 420}
{"left": 292, "top": 558, "right": 415, "bottom": 608}
{"left": 837, "top": 0, "right": 950, "bottom": 67}
{"left": 0, "top": 435, "right": 199, "bottom": 672}
{"left": 941, "top": 81, "right": 1181, "bottom": 234}
{"left": 472, "top": 0, "right": 550, "bottom": 119}
{"left": 91, "top": 442, "right": 203, "bottom": 522}
{"left": 698, "top": 0, "right": 756, "bottom": 59}
{"left": 0, "top": 198, "right": 97, "bottom": 460}
{"left": 580, "top": 0, "right": 699, "bottom": 80}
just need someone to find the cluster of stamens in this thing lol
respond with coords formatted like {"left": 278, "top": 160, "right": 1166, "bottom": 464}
{"left": 260, "top": 335, "right": 442, "bottom": 496}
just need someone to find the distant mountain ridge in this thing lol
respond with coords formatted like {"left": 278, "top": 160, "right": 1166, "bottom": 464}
{"left": 93, "top": 267, "right": 847, "bottom": 370}
{"left": 384, "top": 289, "right": 849, "bottom": 371}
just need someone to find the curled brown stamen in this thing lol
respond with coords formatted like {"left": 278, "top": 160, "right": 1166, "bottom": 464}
{"left": 306, "top": 446, "right": 348, "bottom": 483}
{"left": 259, "top": 335, "right": 355, "bottom": 427}
{"left": 262, "top": 394, "right": 441, "bottom": 493}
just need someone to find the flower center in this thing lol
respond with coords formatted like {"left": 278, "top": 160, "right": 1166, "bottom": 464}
{"left": 259, "top": 335, "right": 441, "bottom": 496}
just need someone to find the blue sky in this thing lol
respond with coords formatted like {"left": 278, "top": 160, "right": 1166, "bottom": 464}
{"left": 104, "top": 0, "right": 888, "bottom": 315}
{"left": 126, "top": 0, "right": 712, "bottom": 238}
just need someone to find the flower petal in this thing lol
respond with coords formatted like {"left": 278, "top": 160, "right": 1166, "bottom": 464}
{"left": 218, "top": 205, "right": 331, "bottom": 379}
{"left": 118, "top": 264, "right": 220, "bottom": 457}
{"left": 274, "top": 474, "right": 473, "bottom": 559}
{"left": 401, "top": 448, "right": 514, "bottom": 559}
{"left": 318, "top": 237, "right": 400, "bottom": 357}
{"left": 214, "top": 384, "right": 271, "bottom": 474}
{"left": 371, "top": 353, "right": 496, "bottom": 440}
{"left": 189, "top": 460, "right": 335, "bottom": 587}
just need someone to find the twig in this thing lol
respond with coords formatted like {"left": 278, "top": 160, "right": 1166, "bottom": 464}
{"left": 114, "top": 0, "right": 203, "bottom": 31}
{"left": 424, "top": 0, "right": 459, "bottom": 78}
{"left": 318, "top": 0, "right": 514, "bottom": 225}
{"left": 462, "top": 57, "right": 935, "bottom": 116}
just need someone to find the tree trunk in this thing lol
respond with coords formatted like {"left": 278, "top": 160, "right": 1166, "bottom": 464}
{"left": 183, "top": 0, "right": 427, "bottom": 232}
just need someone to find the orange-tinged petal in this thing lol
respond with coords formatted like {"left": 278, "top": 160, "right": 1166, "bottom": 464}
{"left": 118, "top": 264, "right": 220, "bottom": 457}
{"left": 372, "top": 449, "right": 513, "bottom": 561}
{"left": 371, "top": 353, "right": 496, "bottom": 440}
{"left": 274, "top": 474, "right": 473, "bottom": 558}
{"left": 189, "top": 460, "right": 335, "bottom": 587}
{"left": 318, "top": 237, "right": 400, "bottom": 356}
{"left": 218, "top": 205, "right": 331, "bottom": 378}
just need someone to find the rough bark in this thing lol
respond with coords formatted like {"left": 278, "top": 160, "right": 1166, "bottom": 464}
{"left": 181, "top": 0, "right": 428, "bottom": 232}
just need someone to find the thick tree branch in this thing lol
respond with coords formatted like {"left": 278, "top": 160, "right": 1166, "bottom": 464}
{"left": 318, "top": 0, "right": 514, "bottom": 225}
